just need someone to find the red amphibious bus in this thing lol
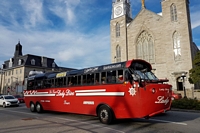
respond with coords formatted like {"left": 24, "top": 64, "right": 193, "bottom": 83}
{"left": 23, "top": 59, "right": 172, "bottom": 124}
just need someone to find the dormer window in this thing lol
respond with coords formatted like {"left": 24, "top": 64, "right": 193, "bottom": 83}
{"left": 31, "top": 59, "right": 35, "bottom": 65}
{"left": 9, "top": 58, "right": 13, "bottom": 68}
{"left": 52, "top": 62, "right": 55, "bottom": 68}
{"left": 18, "top": 59, "right": 22, "bottom": 65}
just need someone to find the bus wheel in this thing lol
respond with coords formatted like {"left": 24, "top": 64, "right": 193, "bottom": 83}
{"left": 30, "top": 102, "right": 36, "bottom": 112}
{"left": 36, "top": 103, "right": 43, "bottom": 113}
{"left": 98, "top": 105, "right": 113, "bottom": 124}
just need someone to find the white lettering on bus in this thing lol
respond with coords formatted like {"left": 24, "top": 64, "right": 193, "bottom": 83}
{"left": 64, "top": 100, "right": 70, "bottom": 105}
{"left": 40, "top": 100, "right": 50, "bottom": 103}
{"left": 49, "top": 89, "right": 74, "bottom": 98}
{"left": 84, "top": 67, "right": 98, "bottom": 73}
{"left": 103, "top": 64, "right": 122, "bottom": 70}
{"left": 155, "top": 96, "right": 169, "bottom": 105}
{"left": 83, "top": 101, "right": 94, "bottom": 105}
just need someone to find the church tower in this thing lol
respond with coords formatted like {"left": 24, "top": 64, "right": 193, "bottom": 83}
{"left": 110, "top": 0, "right": 199, "bottom": 92}
{"left": 14, "top": 41, "right": 23, "bottom": 57}
{"left": 110, "top": 0, "right": 132, "bottom": 63}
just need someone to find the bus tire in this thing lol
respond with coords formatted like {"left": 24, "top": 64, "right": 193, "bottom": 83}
{"left": 30, "top": 102, "right": 36, "bottom": 112}
{"left": 98, "top": 105, "right": 113, "bottom": 124}
{"left": 36, "top": 103, "right": 43, "bottom": 113}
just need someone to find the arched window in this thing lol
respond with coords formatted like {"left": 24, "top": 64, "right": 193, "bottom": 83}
{"left": 31, "top": 59, "right": 35, "bottom": 65}
{"left": 170, "top": 4, "right": 177, "bottom": 21}
{"left": 173, "top": 31, "right": 181, "bottom": 60}
{"left": 116, "top": 45, "right": 121, "bottom": 62}
{"left": 136, "top": 31, "right": 154, "bottom": 63}
{"left": 116, "top": 23, "right": 120, "bottom": 37}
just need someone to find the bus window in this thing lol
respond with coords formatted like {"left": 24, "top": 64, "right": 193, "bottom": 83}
{"left": 68, "top": 77, "right": 75, "bottom": 86}
{"left": 95, "top": 73, "right": 100, "bottom": 84}
{"left": 51, "top": 79, "right": 55, "bottom": 88}
{"left": 101, "top": 72, "right": 106, "bottom": 84}
{"left": 77, "top": 75, "right": 81, "bottom": 85}
{"left": 117, "top": 69, "right": 124, "bottom": 83}
{"left": 82, "top": 75, "right": 87, "bottom": 85}
{"left": 35, "top": 80, "right": 42, "bottom": 89}
{"left": 107, "top": 71, "right": 116, "bottom": 83}
{"left": 45, "top": 79, "right": 51, "bottom": 88}
{"left": 27, "top": 80, "right": 34, "bottom": 90}
{"left": 86, "top": 74, "right": 94, "bottom": 85}
{"left": 63, "top": 77, "right": 67, "bottom": 86}
{"left": 73, "top": 76, "right": 77, "bottom": 86}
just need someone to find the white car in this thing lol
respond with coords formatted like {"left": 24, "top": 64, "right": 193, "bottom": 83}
{"left": 0, "top": 95, "right": 20, "bottom": 108}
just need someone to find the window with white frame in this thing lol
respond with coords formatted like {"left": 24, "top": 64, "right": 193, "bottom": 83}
{"left": 173, "top": 31, "right": 181, "bottom": 60}
{"left": 136, "top": 31, "right": 154, "bottom": 63}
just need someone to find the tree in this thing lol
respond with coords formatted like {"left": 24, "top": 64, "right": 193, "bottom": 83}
{"left": 189, "top": 51, "right": 200, "bottom": 84}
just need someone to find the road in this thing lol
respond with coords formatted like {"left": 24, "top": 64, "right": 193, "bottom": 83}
{"left": 0, "top": 104, "right": 200, "bottom": 133}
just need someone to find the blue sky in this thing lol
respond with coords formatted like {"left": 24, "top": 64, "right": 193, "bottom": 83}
{"left": 0, "top": 0, "right": 199, "bottom": 69}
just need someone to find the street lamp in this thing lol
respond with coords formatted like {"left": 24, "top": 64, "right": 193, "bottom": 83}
{"left": 181, "top": 72, "right": 187, "bottom": 98}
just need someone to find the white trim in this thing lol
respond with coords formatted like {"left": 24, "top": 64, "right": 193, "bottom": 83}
{"left": 75, "top": 89, "right": 106, "bottom": 93}
{"left": 36, "top": 92, "right": 49, "bottom": 94}
{"left": 24, "top": 94, "right": 55, "bottom": 97}
{"left": 76, "top": 92, "right": 124, "bottom": 96}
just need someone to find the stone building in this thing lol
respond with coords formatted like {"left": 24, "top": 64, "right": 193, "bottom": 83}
{"left": 0, "top": 42, "right": 74, "bottom": 94}
{"left": 110, "top": 0, "right": 199, "bottom": 94}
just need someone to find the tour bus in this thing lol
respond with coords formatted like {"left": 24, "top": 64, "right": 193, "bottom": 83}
{"left": 23, "top": 59, "right": 172, "bottom": 124}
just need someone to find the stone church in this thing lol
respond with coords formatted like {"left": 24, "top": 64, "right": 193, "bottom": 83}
{"left": 110, "top": 0, "right": 199, "bottom": 93}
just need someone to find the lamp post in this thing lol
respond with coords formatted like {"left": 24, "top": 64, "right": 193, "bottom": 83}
{"left": 181, "top": 72, "right": 187, "bottom": 98}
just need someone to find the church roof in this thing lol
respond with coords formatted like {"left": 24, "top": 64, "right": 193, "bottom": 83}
{"left": 127, "top": 8, "right": 163, "bottom": 28}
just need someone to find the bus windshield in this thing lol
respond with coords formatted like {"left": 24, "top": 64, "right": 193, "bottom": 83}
{"left": 134, "top": 70, "right": 158, "bottom": 80}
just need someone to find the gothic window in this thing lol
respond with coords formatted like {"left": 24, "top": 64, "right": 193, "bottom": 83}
{"left": 116, "top": 23, "right": 120, "bottom": 37}
{"left": 31, "top": 59, "right": 35, "bottom": 65}
{"left": 116, "top": 45, "right": 121, "bottom": 62}
{"left": 170, "top": 4, "right": 177, "bottom": 21}
{"left": 136, "top": 31, "right": 154, "bottom": 63}
{"left": 173, "top": 31, "right": 181, "bottom": 60}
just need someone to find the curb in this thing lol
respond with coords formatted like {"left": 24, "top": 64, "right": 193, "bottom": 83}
{"left": 171, "top": 108, "right": 200, "bottom": 113}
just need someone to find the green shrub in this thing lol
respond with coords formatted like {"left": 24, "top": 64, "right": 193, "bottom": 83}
{"left": 171, "top": 98, "right": 200, "bottom": 110}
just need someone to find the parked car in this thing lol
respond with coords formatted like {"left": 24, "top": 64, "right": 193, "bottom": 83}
{"left": 172, "top": 91, "right": 182, "bottom": 100}
{"left": 14, "top": 95, "right": 24, "bottom": 103}
{"left": 0, "top": 95, "right": 20, "bottom": 108}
